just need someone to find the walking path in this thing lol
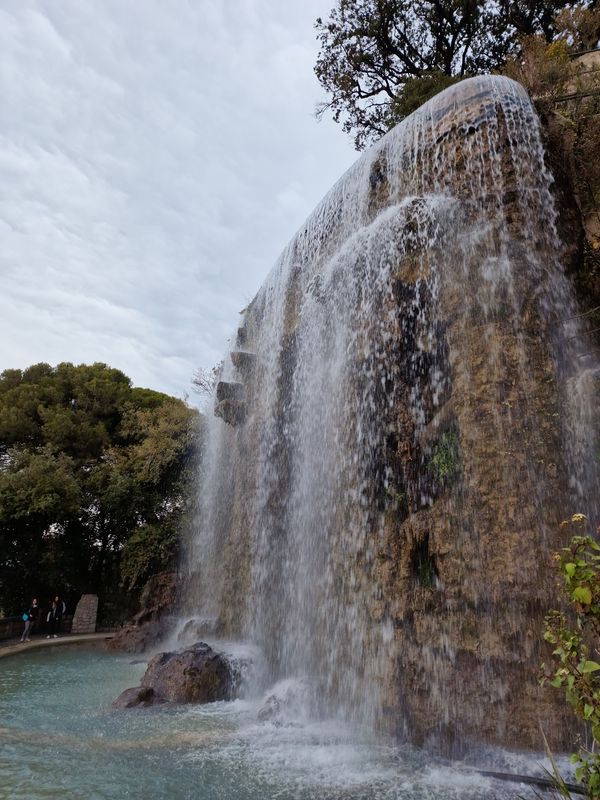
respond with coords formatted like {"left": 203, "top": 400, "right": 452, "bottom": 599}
{"left": 0, "top": 632, "right": 114, "bottom": 660}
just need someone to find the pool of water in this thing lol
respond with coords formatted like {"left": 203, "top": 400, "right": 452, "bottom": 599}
{"left": 0, "top": 645, "right": 553, "bottom": 799}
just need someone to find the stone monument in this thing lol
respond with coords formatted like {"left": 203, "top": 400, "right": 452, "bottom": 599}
{"left": 71, "top": 594, "right": 99, "bottom": 634}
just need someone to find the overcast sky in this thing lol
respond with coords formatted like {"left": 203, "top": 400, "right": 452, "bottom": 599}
{"left": 0, "top": 0, "right": 355, "bottom": 400}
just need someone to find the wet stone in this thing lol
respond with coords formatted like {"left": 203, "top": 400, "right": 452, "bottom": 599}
{"left": 216, "top": 381, "right": 244, "bottom": 402}
{"left": 214, "top": 398, "right": 246, "bottom": 426}
{"left": 113, "top": 643, "right": 239, "bottom": 708}
{"left": 230, "top": 351, "right": 257, "bottom": 375}
{"left": 112, "top": 685, "right": 163, "bottom": 709}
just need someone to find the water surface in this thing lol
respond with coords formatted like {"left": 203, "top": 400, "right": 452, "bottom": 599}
{"left": 0, "top": 646, "right": 550, "bottom": 799}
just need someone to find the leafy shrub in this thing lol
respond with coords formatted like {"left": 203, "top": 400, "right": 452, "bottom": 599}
{"left": 542, "top": 515, "right": 600, "bottom": 797}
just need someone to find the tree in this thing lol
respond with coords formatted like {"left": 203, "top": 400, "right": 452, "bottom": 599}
{"left": 0, "top": 363, "right": 202, "bottom": 620}
{"left": 314, "top": 0, "right": 579, "bottom": 149}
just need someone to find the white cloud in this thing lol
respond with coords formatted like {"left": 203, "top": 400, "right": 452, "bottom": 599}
{"left": 0, "top": 0, "right": 355, "bottom": 400}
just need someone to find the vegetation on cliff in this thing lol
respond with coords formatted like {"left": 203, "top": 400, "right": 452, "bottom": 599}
{"left": 0, "top": 362, "right": 201, "bottom": 621}
{"left": 316, "top": 0, "right": 600, "bottom": 358}
{"left": 315, "top": 0, "right": 599, "bottom": 149}
{"left": 542, "top": 515, "right": 600, "bottom": 797}
{"left": 504, "top": 12, "right": 600, "bottom": 322}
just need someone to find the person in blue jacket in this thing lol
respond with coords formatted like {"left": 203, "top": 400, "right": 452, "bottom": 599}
{"left": 20, "top": 599, "right": 39, "bottom": 642}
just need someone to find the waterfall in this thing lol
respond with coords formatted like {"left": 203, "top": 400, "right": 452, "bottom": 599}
{"left": 185, "top": 75, "right": 600, "bottom": 753}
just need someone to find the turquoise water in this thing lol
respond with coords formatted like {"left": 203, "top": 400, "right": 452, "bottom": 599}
{"left": 0, "top": 646, "right": 546, "bottom": 799}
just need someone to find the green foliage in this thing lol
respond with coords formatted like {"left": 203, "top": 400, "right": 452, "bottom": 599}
{"left": 542, "top": 516, "right": 600, "bottom": 797}
{"left": 314, "top": 0, "right": 581, "bottom": 149}
{"left": 0, "top": 362, "right": 201, "bottom": 617}
{"left": 0, "top": 448, "right": 80, "bottom": 520}
{"left": 503, "top": 36, "right": 574, "bottom": 100}
{"left": 388, "top": 73, "right": 462, "bottom": 124}
{"left": 427, "top": 429, "right": 460, "bottom": 484}
{"left": 503, "top": 16, "right": 600, "bottom": 337}
{"left": 120, "top": 522, "right": 180, "bottom": 591}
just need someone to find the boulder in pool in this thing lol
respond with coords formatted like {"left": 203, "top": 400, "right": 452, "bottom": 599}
{"left": 112, "top": 642, "right": 236, "bottom": 708}
{"left": 112, "top": 685, "right": 164, "bottom": 708}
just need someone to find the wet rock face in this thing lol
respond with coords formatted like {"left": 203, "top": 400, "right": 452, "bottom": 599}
{"left": 257, "top": 693, "right": 281, "bottom": 722}
{"left": 257, "top": 680, "right": 311, "bottom": 725}
{"left": 107, "top": 571, "right": 177, "bottom": 654}
{"left": 230, "top": 351, "right": 256, "bottom": 374}
{"left": 108, "top": 619, "right": 168, "bottom": 655}
{"left": 112, "top": 643, "right": 237, "bottom": 708}
{"left": 216, "top": 381, "right": 244, "bottom": 403}
{"left": 194, "top": 75, "right": 598, "bottom": 754}
{"left": 136, "top": 571, "right": 178, "bottom": 624}
{"left": 214, "top": 398, "right": 246, "bottom": 426}
{"left": 177, "top": 617, "right": 223, "bottom": 645}
{"left": 214, "top": 381, "right": 247, "bottom": 426}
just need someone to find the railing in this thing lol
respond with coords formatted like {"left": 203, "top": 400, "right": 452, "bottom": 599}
{"left": 568, "top": 47, "right": 600, "bottom": 59}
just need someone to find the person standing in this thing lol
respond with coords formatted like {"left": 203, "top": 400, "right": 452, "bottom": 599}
{"left": 46, "top": 598, "right": 57, "bottom": 638}
{"left": 46, "top": 596, "right": 65, "bottom": 638}
{"left": 52, "top": 596, "right": 65, "bottom": 638}
{"left": 20, "top": 598, "right": 39, "bottom": 642}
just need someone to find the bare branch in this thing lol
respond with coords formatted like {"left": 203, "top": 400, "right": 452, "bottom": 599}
{"left": 191, "top": 363, "right": 222, "bottom": 397}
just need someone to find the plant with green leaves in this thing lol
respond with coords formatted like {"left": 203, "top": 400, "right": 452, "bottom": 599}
{"left": 542, "top": 514, "right": 600, "bottom": 798}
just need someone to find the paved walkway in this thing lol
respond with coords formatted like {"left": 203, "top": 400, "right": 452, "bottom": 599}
{"left": 0, "top": 632, "right": 114, "bottom": 660}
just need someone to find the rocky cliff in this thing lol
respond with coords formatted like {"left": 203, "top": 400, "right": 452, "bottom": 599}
{"left": 186, "top": 75, "right": 599, "bottom": 754}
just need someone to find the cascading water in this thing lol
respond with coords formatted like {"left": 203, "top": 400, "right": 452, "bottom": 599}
{"left": 185, "top": 75, "right": 599, "bottom": 753}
